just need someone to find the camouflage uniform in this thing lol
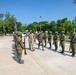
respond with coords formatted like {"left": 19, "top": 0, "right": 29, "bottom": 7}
{"left": 68, "top": 32, "right": 73, "bottom": 51}
{"left": 37, "top": 31, "right": 44, "bottom": 51}
{"left": 16, "top": 32, "right": 24, "bottom": 63}
{"left": 60, "top": 31, "right": 65, "bottom": 53}
{"left": 70, "top": 32, "right": 76, "bottom": 57}
{"left": 13, "top": 31, "right": 18, "bottom": 52}
{"left": 34, "top": 31, "right": 38, "bottom": 43}
{"left": 43, "top": 31, "right": 48, "bottom": 47}
{"left": 48, "top": 31, "right": 52, "bottom": 49}
{"left": 28, "top": 30, "right": 35, "bottom": 51}
{"left": 53, "top": 31, "right": 58, "bottom": 51}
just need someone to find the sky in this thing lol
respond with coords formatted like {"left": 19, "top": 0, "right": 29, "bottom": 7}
{"left": 0, "top": 0, "right": 75, "bottom": 24}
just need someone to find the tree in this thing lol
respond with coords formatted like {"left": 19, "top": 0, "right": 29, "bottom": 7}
{"left": 17, "top": 22, "right": 23, "bottom": 31}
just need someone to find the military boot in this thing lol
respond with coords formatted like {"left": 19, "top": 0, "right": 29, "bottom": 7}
{"left": 18, "top": 59, "right": 24, "bottom": 64}
{"left": 72, "top": 55, "right": 75, "bottom": 57}
{"left": 42, "top": 48, "right": 44, "bottom": 51}
{"left": 38, "top": 46, "right": 40, "bottom": 49}
{"left": 31, "top": 49, "right": 35, "bottom": 52}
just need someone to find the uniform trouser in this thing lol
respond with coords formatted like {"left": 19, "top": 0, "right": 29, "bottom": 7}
{"left": 69, "top": 42, "right": 72, "bottom": 50}
{"left": 44, "top": 39, "right": 48, "bottom": 47}
{"left": 18, "top": 53, "right": 22, "bottom": 61}
{"left": 71, "top": 43, "right": 76, "bottom": 56}
{"left": 17, "top": 49, "right": 22, "bottom": 61}
{"left": 60, "top": 41, "right": 65, "bottom": 52}
{"left": 54, "top": 41, "right": 58, "bottom": 50}
{"left": 38, "top": 41, "right": 44, "bottom": 49}
{"left": 48, "top": 39, "right": 52, "bottom": 48}
{"left": 29, "top": 40, "right": 34, "bottom": 50}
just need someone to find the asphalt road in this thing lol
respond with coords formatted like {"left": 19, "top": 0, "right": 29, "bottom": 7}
{"left": 0, "top": 36, "right": 76, "bottom": 75}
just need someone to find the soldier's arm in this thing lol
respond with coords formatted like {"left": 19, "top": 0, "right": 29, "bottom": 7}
{"left": 20, "top": 42, "right": 24, "bottom": 49}
{"left": 16, "top": 36, "right": 24, "bottom": 49}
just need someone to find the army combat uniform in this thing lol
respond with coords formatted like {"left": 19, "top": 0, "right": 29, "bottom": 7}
{"left": 37, "top": 31, "right": 44, "bottom": 51}
{"left": 28, "top": 30, "right": 35, "bottom": 51}
{"left": 13, "top": 31, "right": 18, "bottom": 53}
{"left": 16, "top": 32, "right": 24, "bottom": 63}
{"left": 53, "top": 32, "right": 58, "bottom": 51}
{"left": 43, "top": 31, "right": 48, "bottom": 47}
{"left": 70, "top": 32, "right": 76, "bottom": 57}
{"left": 60, "top": 31, "right": 65, "bottom": 53}
{"left": 48, "top": 31, "right": 52, "bottom": 49}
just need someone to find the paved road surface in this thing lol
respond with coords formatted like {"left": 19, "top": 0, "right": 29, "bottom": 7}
{"left": 0, "top": 36, "right": 76, "bottom": 75}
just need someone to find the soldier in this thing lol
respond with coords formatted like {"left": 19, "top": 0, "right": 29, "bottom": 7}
{"left": 34, "top": 31, "right": 38, "bottom": 43}
{"left": 13, "top": 31, "right": 18, "bottom": 53}
{"left": 59, "top": 31, "right": 65, "bottom": 53}
{"left": 48, "top": 31, "right": 52, "bottom": 49}
{"left": 37, "top": 31, "right": 44, "bottom": 51}
{"left": 43, "top": 31, "right": 48, "bottom": 47}
{"left": 70, "top": 32, "right": 76, "bottom": 57}
{"left": 53, "top": 31, "right": 58, "bottom": 51}
{"left": 28, "top": 30, "right": 35, "bottom": 51}
{"left": 16, "top": 31, "right": 24, "bottom": 64}
{"left": 68, "top": 32, "right": 73, "bottom": 52}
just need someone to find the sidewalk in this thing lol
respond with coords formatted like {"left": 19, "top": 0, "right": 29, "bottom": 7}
{"left": 0, "top": 36, "right": 76, "bottom": 75}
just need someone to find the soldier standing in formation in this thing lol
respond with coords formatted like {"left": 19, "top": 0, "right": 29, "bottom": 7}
{"left": 48, "top": 31, "right": 52, "bottom": 49}
{"left": 28, "top": 30, "right": 35, "bottom": 51}
{"left": 43, "top": 31, "right": 48, "bottom": 47}
{"left": 37, "top": 31, "right": 44, "bottom": 51}
{"left": 53, "top": 31, "right": 58, "bottom": 51}
{"left": 16, "top": 31, "right": 24, "bottom": 64}
{"left": 68, "top": 32, "right": 73, "bottom": 52}
{"left": 59, "top": 31, "right": 65, "bottom": 53}
{"left": 70, "top": 32, "right": 76, "bottom": 57}
{"left": 13, "top": 31, "right": 19, "bottom": 53}
{"left": 13, "top": 30, "right": 76, "bottom": 59}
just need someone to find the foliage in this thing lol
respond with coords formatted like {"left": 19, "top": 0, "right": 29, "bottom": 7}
{"left": 0, "top": 12, "right": 23, "bottom": 34}
{"left": 0, "top": 12, "right": 74, "bottom": 35}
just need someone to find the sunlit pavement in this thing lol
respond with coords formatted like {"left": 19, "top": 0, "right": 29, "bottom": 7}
{"left": 0, "top": 36, "right": 76, "bottom": 75}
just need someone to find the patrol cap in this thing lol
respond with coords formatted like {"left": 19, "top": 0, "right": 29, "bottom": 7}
{"left": 17, "top": 31, "right": 22, "bottom": 36}
{"left": 55, "top": 31, "right": 58, "bottom": 34}
{"left": 30, "top": 30, "right": 32, "bottom": 32}
{"left": 49, "top": 31, "right": 52, "bottom": 33}
{"left": 45, "top": 31, "right": 48, "bottom": 33}
{"left": 14, "top": 31, "right": 17, "bottom": 34}
{"left": 61, "top": 31, "right": 65, "bottom": 33}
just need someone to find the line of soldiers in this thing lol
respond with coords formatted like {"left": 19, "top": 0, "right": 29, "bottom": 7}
{"left": 13, "top": 30, "right": 76, "bottom": 65}
{"left": 28, "top": 30, "right": 76, "bottom": 57}
{"left": 13, "top": 31, "right": 24, "bottom": 64}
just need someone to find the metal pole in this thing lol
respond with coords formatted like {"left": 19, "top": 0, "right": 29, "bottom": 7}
{"left": 40, "top": 16, "right": 41, "bottom": 31}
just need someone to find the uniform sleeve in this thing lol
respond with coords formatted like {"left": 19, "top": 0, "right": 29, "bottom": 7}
{"left": 20, "top": 41, "right": 24, "bottom": 49}
{"left": 16, "top": 36, "right": 24, "bottom": 49}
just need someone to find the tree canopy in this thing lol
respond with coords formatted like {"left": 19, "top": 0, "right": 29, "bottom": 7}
{"left": 0, "top": 12, "right": 74, "bottom": 35}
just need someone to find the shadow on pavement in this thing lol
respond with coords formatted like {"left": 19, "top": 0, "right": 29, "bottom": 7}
{"left": 12, "top": 44, "right": 19, "bottom": 63}
{"left": 47, "top": 48, "right": 71, "bottom": 57}
{"left": 57, "top": 51, "right": 71, "bottom": 57}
